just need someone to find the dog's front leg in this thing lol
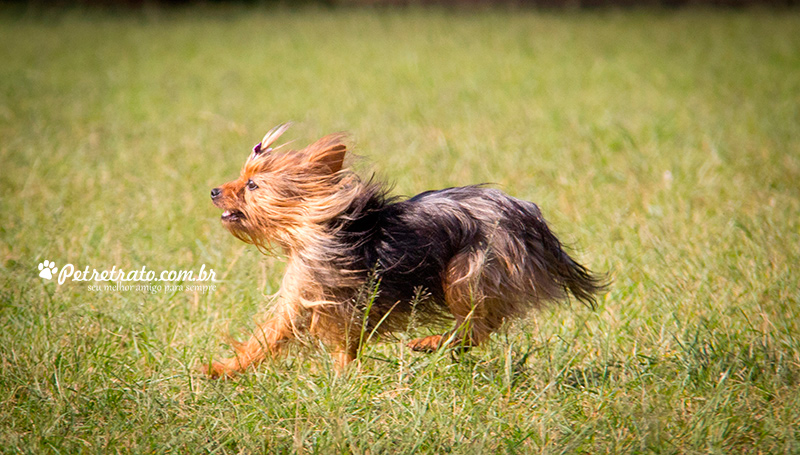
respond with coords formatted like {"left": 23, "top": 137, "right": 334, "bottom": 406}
{"left": 201, "top": 301, "right": 300, "bottom": 379}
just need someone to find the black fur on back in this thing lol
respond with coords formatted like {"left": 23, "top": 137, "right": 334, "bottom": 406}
{"left": 315, "top": 182, "right": 607, "bottom": 333}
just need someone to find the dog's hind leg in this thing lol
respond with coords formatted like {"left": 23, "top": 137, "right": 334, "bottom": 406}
{"left": 407, "top": 250, "right": 500, "bottom": 353}
{"left": 406, "top": 305, "right": 497, "bottom": 353}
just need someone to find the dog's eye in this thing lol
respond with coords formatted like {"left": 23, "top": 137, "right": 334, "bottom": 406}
{"left": 246, "top": 179, "right": 258, "bottom": 191}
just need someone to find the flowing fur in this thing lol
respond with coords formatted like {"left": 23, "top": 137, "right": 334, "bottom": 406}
{"left": 204, "top": 124, "right": 607, "bottom": 378}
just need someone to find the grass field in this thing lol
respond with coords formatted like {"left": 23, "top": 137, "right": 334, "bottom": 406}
{"left": 1, "top": 5, "right": 799, "bottom": 453}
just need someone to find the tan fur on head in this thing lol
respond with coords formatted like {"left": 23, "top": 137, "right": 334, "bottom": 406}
{"left": 212, "top": 125, "right": 360, "bottom": 253}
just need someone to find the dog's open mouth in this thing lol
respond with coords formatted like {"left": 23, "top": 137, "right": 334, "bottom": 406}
{"left": 221, "top": 210, "right": 245, "bottom": 222}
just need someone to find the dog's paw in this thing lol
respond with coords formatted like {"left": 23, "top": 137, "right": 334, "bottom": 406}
{"left": 407, "top": 334, "right": 445, "bottom": 353}
{"left": 197, "top": 361, "right": 230, "bottom": 379}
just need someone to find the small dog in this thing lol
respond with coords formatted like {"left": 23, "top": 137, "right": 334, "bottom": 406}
{"left": 203, "top": 124, "right": 606, "bottom": 378}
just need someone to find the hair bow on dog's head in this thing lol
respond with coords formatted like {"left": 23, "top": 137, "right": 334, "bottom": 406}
{"left": 250, "top": 122, "right": 292, "bottom": 160}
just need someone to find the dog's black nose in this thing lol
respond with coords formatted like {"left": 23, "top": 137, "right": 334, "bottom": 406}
{"left": 211, "top": 188, "right": 221, "bottom": 199}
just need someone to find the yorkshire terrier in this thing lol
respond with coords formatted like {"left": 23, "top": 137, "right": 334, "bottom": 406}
{"left": 203, "top": 123, "right": 606, "bottom": 378}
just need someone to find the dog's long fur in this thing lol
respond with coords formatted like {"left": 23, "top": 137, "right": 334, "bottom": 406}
{"left": 204, "top": 124, "right": 606, "bottom": 378}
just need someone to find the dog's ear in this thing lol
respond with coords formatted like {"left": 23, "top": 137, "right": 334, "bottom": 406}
{"left": 303, "top": 133, "right": 348, "bottom": 174}
{"left": 249, "top": 123, "right": 292, "bottom": 162}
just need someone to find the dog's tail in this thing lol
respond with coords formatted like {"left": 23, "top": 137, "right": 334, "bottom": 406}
{"left": 531, "top": 215, "right": 609, "bottom": 309}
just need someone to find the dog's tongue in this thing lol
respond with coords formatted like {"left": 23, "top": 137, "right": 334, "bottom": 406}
{"left": 222, "top": 210, "right": 243, "bottom": 221}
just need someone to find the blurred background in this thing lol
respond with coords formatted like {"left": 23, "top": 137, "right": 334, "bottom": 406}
{"left": 7, "top": 0, "right": 800, "bottom": 7}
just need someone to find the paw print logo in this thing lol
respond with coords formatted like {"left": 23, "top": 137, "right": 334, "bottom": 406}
{"left": 38, "top": 260, "right": 58, "bottom": 280}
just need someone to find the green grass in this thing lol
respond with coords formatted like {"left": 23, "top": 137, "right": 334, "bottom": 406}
{"left": 2, "top": 5, "right": 799, "bottom": 453}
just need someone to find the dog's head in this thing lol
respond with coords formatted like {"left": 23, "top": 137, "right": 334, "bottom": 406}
{"left": 211, "top": 123, "right": 352, "bottom": 251}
